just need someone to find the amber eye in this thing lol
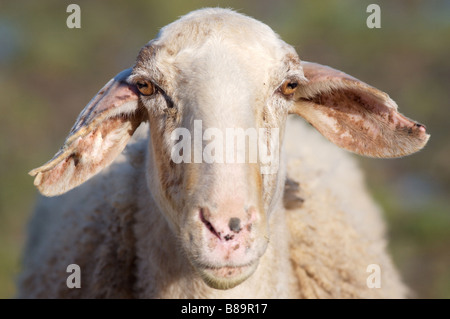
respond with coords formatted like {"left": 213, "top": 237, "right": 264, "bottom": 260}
{"left": 280, "top": 80, "right": 299, "bottom": 96}
{"left": 136, "top": 80, "right": 155, "bottom": 96}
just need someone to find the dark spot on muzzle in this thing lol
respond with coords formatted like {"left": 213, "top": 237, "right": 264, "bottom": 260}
{"left": 229, "top": 217, "right": 241, "bottom": 233}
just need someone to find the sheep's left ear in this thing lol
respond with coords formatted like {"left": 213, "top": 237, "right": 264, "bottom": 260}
{"left": 29, "top": 68, "right": 147, "bottom": 196}
{"left": 289, "top": 61, "right": 429, "bottom": 158}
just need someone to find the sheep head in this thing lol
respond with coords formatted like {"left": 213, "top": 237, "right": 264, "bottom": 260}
{"left": 29, "top": 8, "right": 429, "bottom": 290}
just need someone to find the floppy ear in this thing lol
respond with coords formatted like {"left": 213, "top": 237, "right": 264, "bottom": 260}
{"left": 29, "top": 68, "right": 147, "bottom": 196}
{"left": 290, "top": 61, "right": 429, "bottom": 158}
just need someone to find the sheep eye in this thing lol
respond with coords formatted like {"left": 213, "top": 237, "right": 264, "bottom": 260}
{"left": 136, "top": 80, "right": 155, "bottom": 96}
{"left": 280, "top": 80, "right": 299, "bottom": 96}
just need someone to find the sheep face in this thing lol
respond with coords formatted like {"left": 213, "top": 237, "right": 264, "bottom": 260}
{"left": 127, "top": 10, "right": 305, "bottom": 289}
{"left": 29, "top": 8, "right": 429, "bottom": 291}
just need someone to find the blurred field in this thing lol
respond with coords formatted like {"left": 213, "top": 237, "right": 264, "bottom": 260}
{"left": 0, "top": 0, "right": 449, "bottom": 298}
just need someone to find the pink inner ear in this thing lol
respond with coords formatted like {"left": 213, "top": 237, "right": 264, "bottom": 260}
{"left": 67, "top": 74, "right": 140, "bottom": 145}
{"left": 297, "top": 86, "right": 429, "bottom": 158}
{"left": 32, "top": 114, "right": 144, "bottom": 196}
{"left": 302, "top": 88, "right": 426, "bottom": 136}
{"left": 29, "top": 68, "right": 147, "bottom": 197}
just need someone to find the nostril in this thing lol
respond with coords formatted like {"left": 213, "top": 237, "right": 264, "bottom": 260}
{"left": 199, "top": 207, "right": 221, "bottom": 239}
{"left": 228, "top": 217, "right": 241, "bottom": 233}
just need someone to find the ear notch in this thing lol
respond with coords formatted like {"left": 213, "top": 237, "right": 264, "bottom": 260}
{"left": 290, "top": 61, "right": 430, "bottom": 158}
{"left": 29, "top": 68, "right": 147, "bottom": 196}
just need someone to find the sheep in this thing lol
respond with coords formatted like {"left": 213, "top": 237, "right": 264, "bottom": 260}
{"left": 18, "top": 8, "right": 429, "bottom": 298}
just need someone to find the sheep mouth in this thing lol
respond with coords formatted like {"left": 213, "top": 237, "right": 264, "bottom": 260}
{"left": 197, "top": 262, "right": 259, "bottom": 290}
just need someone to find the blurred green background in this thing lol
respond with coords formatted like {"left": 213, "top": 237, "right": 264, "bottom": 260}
{"left": 0, "top": 0, "right": 449, "bottom": 298}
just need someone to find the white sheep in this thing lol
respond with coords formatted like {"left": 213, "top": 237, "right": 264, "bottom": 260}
{"left": 18, "top": 8, "right": 429, "bottom": 298}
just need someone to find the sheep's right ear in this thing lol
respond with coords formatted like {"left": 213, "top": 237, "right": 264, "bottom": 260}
{"left": 29, "top": 68, "right": 147, "bottom": 197}
{"left": 289, "top": 62, "right": 429, "bottom": 158}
